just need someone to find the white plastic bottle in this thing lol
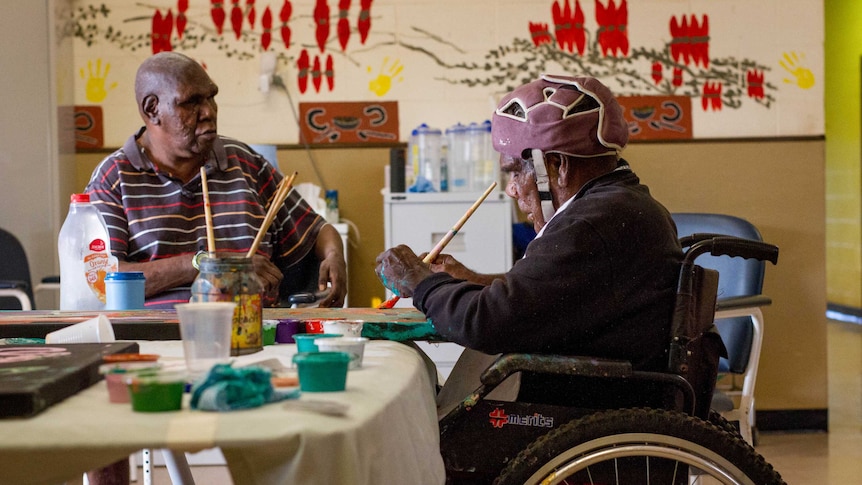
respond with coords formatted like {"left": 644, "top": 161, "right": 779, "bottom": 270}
{"left": 474, "top": 120, "right": 499, "bottom": 190}
{"left": 58, "top": 193, "right": 118, "bottom": 310}
{"left": 446, "top": 123, "right": 471, "bottom": 192}
{"left": 408, "top": 123, "right": 444, "bottom": 191}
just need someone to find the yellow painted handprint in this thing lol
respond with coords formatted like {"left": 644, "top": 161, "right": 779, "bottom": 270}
{"left": 80, "top": 59, "right": 118, "bottom": 103}
{"left": 368, "top": 57, "right": 404, "bottom": 97}
{"left": 780, "top": 51, "right": 815, "bottom": 90}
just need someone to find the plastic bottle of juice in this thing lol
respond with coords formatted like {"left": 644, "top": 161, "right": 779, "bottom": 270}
{"left": 58, "top": 193, "right": 118, "bottom": 310}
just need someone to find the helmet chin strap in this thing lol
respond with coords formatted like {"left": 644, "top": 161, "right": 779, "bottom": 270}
{"left": 531, "top": 148, "right": 556, "bottom": 221}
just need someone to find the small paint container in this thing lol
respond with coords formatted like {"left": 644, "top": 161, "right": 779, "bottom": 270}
{"left": 99, "top": 362, "right": 162, "bottom": 403}
{"left": 104, "top": 271, "right": 146, "bottom": 310}
{"left": 126, "top": 372, "right": 186, "bottom": 412}
{"left": 294, "top": 333, "right": 341, "bottom": 353}
{"left": 304, "top": 319, "right": 324, "bottom": 334}
{"left": 315, "top": 337, "right": 369, "bottom": 370}
{"left": 322, "top": 319, "right": 364, "bottom": 338}
{"left": 262, "top": 320, "right": 278, "bottom": 346}
{"left": 293, "top": 352, "right": 350, "bottom": 392}
{"left": 275, "top": 319, "right": 305, "bottom": 343}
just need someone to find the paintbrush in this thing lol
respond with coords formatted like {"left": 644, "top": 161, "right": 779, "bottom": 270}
{"left": 200, "top": 167, "right": 216, "bottom": 253}
{"left": 378, "top": 181, "right": 498, "bottom": 309}
{"left": 247, "top": 171, "right": 298, "bottom": 257}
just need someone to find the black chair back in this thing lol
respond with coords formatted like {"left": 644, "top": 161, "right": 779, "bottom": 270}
{"left": 0, "top": 228, "right": 35, "bottom": 310}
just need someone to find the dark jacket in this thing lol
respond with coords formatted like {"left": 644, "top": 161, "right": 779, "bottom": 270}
{"left": 414, "top": 163, "right": 683, "bottom": 405}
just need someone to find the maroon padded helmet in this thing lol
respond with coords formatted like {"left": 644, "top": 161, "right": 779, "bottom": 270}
{"left": 491, "top": 74, "right": 628, "bottom": 160}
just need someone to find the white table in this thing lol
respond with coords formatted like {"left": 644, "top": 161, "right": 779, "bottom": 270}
{"left": 0, "top": 340, "right": 445, "bottom": 485}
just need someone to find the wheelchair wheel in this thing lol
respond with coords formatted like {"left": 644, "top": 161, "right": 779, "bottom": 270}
{"left": 494, "top": 408, "right": 785, "bottom": 485}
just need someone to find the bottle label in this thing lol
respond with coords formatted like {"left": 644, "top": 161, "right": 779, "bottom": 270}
{"left": 84, "top": 241, "right": 118, "bottom": 304}
{"left": 232, "top": 294, "right": 262, "bottom": 354}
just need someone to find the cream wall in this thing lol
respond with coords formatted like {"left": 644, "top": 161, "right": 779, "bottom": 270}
{"left": 628, "top": 139, "right": 828, "bottom": 412}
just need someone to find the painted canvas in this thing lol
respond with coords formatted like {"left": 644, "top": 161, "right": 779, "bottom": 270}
{"left": 0, "top": 341, "right": 139, "bottom": 418}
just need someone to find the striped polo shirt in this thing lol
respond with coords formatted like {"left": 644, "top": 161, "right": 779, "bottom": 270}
{"left": 85, "top": 128, "right": 325, "bottom": 307}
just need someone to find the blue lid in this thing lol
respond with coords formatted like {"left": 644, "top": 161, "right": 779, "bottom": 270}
{"left": 105, "top": 272, "right": 146, "bottom": 281}
{"left": 412, "top": 123, "right": 441, "bottom": 136}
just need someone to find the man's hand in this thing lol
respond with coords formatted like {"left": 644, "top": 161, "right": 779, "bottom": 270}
{"left": 313, "top": 224, "right": 347, "bottom": 307}
{"left": 251, "top": 255, "right": 283, "bottom": 306}
{"left": 421, "top": 252, "right": 504, "bottom": 286}
{"left": 422, "top": 252, "right": 474, "bottom": 280}
{"left": 375, "top": 245, "right": 434, "bottom": 298}
{"left": 317, "top": 251, "right": 347, "bottom": 307}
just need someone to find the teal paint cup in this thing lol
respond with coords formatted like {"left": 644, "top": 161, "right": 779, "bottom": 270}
{"left": 293, "top": 351, "right": 350, "bottom": 392}
{"left": 293, "top": 333, "right": 341, "bottom": 353}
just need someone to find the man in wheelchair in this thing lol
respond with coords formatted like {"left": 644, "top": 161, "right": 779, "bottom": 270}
{"left": 376, "top": 75, "right": 783, "bottom": 484}
{"left": 377, "top": 74, "right": 714, "bottom": 408}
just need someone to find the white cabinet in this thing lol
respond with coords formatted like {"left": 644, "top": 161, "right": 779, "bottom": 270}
{"left": 383, "top": 191, "right": 514, "bottom": 379}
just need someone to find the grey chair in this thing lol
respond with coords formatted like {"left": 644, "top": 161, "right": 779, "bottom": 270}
{"left": 672, "top": 213, "right": 776, "bottom": 445}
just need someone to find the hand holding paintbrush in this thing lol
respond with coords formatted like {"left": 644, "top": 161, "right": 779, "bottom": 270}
{"left": 377, "top": 182, "right": 497, "bottom": 309}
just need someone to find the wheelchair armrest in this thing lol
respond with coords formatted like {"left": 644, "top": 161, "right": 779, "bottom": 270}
{"left": 480, "top": 354, "right": 633, "bottom": 388}
{"left": 716, "top": 295, "right": 772, "bottom": 311}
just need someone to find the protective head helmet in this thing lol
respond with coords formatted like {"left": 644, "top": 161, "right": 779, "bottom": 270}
{"left": 492, "top": 74, "right": 628, "bottom": 160}
{"left": 491, "top": 74, "right": 629, "bottom": 221}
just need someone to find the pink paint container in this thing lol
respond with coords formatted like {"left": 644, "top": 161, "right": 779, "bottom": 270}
{"left": 99, "top": 362, "right": 163, "bottom": 403}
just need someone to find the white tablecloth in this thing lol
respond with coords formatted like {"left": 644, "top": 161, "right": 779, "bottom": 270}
{"left": 0, "top": 340, "right": 445, "bottom": 485}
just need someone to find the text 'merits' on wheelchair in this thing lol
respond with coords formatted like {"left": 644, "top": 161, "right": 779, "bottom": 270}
{"left": 438, "top": 234, "right": 785, "bottom": 485}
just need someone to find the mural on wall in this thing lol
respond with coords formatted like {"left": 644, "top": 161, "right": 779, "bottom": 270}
{"left": 67, "top": 0, "right": 823, "bottom": 146}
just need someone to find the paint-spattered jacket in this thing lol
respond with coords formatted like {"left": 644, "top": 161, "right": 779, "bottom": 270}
{"left": 413, "top": 163, "right": 684, "bottom": 406}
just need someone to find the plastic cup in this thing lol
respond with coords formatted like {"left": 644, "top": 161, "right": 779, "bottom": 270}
{"left": 293, "top": 333, "right": 341, "bottom": 353}
{"left": 315, "top": 337, "right": 368, "bottom": 369}
{"left": 322, "top": 319, "right": 364, "bottom": 338}
{"left": 293, "top": 352, "right": 350, "bottom": 392}
{"left": 45, "top": 315, "right": 116, "bottom": 344}
{"left": 175, "top": 302, "right": 236, "bottom": 374}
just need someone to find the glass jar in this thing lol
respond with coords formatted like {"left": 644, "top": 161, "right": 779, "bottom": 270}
{"left": 190, "top": 254, "right": 263, "bottom": 355}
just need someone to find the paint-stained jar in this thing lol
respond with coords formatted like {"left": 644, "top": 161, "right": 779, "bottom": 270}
{"left": 191, "top": 254, "right": 263, "bottom": 355}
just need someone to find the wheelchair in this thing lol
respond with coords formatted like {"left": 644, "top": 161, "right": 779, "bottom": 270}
{"left": 438, "top": 234, "right": 785, "bottom": 484}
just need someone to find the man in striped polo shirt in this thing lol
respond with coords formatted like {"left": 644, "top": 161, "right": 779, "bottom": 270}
{"left": 85, "top": 52, "right": 346, "bottom": 310}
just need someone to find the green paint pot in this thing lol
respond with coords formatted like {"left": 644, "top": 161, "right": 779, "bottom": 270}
{"left": 126, "top": 372, "right": 186, "bottom": 412}
{"left": 262, "top": 320, "right": 278, "bottom": 346}
{"left": 293, "top": 351, "right": 350, "bottom": 392}
{"left": 293, "top": 333, "right": 341, "bottom": 353}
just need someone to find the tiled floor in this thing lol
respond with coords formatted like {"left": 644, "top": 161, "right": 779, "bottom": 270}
{"left": 138, "top": 321, "right": 861, "bottom": 484}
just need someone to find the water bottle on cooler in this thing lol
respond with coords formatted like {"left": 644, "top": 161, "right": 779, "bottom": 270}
{"left": 474, "top": 120, "right": 499, "bottom": 190}
{"left": 446, "top": 123, "right": 471, "bottom": 192}
{"left": 58, "top": 193, "right": 118, "bottom": 310}
{"left": 408, "top": 123, "right": 444, "bottom": 192}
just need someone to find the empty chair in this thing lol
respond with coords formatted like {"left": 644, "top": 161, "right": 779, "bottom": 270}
{"left": 0, "top": 228, "right": 36, "bottom": 310}
{"left": 672, "top": 212, "right": 776, "bottom": 444}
